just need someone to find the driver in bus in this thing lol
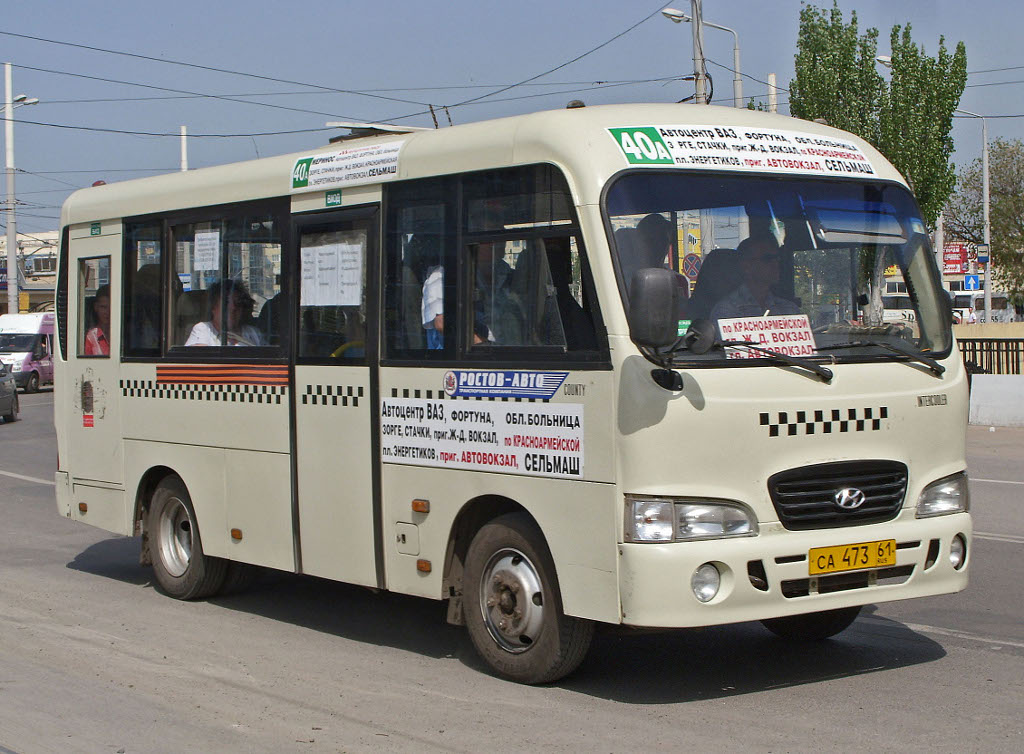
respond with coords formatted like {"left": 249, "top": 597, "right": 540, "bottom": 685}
{"left": 710, "top": 235, "right": 800, "bottom": 320}
{"left": 185, "top": 279, "right": 265, "bottom": 347}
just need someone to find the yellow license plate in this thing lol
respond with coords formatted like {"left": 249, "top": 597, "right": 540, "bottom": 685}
{"left": 809, "top": 539, "right": 897, "bottom": 575}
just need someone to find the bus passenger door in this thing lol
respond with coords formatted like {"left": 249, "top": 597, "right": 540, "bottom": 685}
{"left": 67, "top": 234, "right": 122, "bottom": 486}
{"left": 293, "top": 208, "right": 380, "bottom": 587}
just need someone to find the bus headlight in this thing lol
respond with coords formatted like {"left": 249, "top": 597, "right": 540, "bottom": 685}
{"left": 625, "top": 497, "right": 758, "bottom": 542}
{"left": 916, "top": 472, "right": 970, "bottom": 518}
{"left": 628, "top": 499, "right": 675, "bottom": 542}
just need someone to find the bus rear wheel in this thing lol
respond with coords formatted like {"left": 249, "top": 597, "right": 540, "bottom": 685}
{"left": 463, "top": 513, "right": 593, "bottom": 684}
{"left": 147, "top": 477, "right": 226, "bottom": 600}
{"left": 761, "top": 606, "right": 862, "bottom": 641}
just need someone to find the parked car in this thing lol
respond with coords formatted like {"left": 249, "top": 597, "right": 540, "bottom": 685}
{"left": 0, "top": 362, "right": 19, "bottom": 423}
{"left": 0, "top": 312, "right": 56, "bottom": 392}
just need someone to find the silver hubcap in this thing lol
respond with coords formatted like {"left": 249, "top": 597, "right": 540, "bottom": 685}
{"left": 479, "top": 547, "right": 545, "bottom": 653}
{"left": 157, "top": 496, "right": 193, "bottom": 577}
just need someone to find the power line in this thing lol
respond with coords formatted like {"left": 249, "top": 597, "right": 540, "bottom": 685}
{"left": 0, "top": 29, "right": 431, "bottom": 107}
{"left": 19, "top": 168, "right": 175, "bottom": 174}
{"left": 445, "top": 3, "right": 667, "bottom": 109}
{"left": 968, "top": 64, "right": 1024, "bottom": 75}
{"left": 13, "top": 63, "right": 368, "bottom": 122}
{"left": 41, "top": 77, "right": 684, "bottom": 105}
{"left": 965, "top": 78, "right": 1024, "bottom": 89}
{"left": 3, "top": 115, "right": 337, "bottom": 139}
{"left": 16, "top": 168, "right": 84, "bottom": 188}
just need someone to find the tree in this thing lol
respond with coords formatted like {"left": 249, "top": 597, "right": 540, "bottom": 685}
{"left": 789, "top": 3, "right": 967, "bottom": 228}
{"left": 946, "top": 138, "right": 1024, "bottom": 304}
{"left": 789, "top": 3, "right": 885, "bottom": 145}
{"left": 878, "top": 25, "right": 967, "bottom": 227}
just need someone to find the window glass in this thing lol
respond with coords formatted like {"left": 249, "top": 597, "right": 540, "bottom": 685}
{"left": 469, "top": 236, "right": 597, "bottom": 350}
{"left": 78, "top": 257, "right": 111, "bottom": 357}
{"left": 383, "top": 177, "right": 455, "bottom": 359}
{"left": 298, "top": 227, "right": 368, "bottom": 359}
{"left": 464, "top": 166, "right": 598, "bottom": 352}
{"left": 123, "top": 223, "right": 162, "bottom": 355}
{"left": 606, "top": 173, "right": 951, "bottom": 362}
{"left": 171, "top": 213, "right": 282, "bottom": 348}
{"left": 383, "top": 165, "right": 601, "bottom": 361}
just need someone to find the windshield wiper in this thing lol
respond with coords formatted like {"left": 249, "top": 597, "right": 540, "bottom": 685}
{"left": 817, "top": 339, "right": 944, "bottom": 377}
{"left": 720, "top": 340, "right": 834, "bottom": 383}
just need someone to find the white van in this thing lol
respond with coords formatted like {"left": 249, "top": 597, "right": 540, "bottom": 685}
{"left": 0, "top": 312, "right": 56, "bottom": 392}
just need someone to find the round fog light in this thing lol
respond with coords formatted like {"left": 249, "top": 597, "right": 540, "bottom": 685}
{"left": 950, "top": 534, "right": 967, "bottom": 570}
{"left": 691, "top": 562, "right": 721, "bottom": 603}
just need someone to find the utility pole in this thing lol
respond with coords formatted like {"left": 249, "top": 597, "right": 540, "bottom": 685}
{"left": 180, "top": 126, "right": 188, "bottom": 171}
{"left": 4, "top": 63, "right": 19, "bottom": 315}
{"left": 690, "top": 0, "right": 708, "bottom": 104}
{"left": 767, "top": 73, "right": 778, "bottom": 113}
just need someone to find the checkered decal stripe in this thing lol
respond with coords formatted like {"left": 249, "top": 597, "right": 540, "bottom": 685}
{"left": 389, "top": 388, "right": 543, "bottom": 402}
{"left": 761, "top": 407, "right": 889, "bottom": 437}
{"left": 302, "top": 385, "right": 364, "bottom": 407}
{"left": 120, "top": 379, "right": 285, "bottom": 404}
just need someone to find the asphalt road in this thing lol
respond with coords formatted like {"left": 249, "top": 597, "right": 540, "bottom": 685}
{"left": 1, "top": 391, "right": 1022, "bottom": 753}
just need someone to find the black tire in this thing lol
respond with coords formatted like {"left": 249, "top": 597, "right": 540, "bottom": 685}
{"left": 463, "top": 513, "right": 593, "bottom": 684}
{"left": 25, "top": 372, "right": 40, "bottom": 393}
{"left": 218, "top": 561, "right": 260, "bottom": 596}
{"left": 147, "top": 476, "right": 226, "bottom": 600}
{"left": 2, "top": 392, "right": 17, "bottom": 423}
{"left": 761, "top": 606, "right": 862, "bottom": 641}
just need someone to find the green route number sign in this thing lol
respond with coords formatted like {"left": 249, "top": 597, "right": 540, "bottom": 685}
{"left": 609, "top": 127, "right": 674, "bottom": 165}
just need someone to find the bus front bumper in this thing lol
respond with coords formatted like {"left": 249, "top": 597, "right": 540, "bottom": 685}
{"left": 617, "top": 512, "right": 971, "bottom": 628}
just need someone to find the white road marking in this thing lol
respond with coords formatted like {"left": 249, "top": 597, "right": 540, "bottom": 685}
{"left": 972, "top": 477, "right": 1024, "bottom": 486}
{"left": 0, "top": 469, "right": 55, "bottom": 486}
{"left": 892, "top": 620, "right": 1024, "bottom": 650}
{"left": 973, "top": 531, "right": 1024, "bottom": 544}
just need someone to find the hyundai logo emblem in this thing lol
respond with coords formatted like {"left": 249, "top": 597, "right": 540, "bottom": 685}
{"left": 834, "top": 488, "right": 867, "bottom": 509}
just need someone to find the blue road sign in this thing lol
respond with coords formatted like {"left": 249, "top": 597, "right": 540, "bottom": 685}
{"left": 965, "top": 274, "right": 980, "bottom": 291}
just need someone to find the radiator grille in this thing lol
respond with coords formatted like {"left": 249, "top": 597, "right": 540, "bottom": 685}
{"left": 768, "top": 460, "right": 908, "bottom": 530}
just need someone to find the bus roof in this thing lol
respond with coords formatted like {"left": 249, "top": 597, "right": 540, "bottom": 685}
{"left": 61, "top": 103, "right": 907, "bottom": 226}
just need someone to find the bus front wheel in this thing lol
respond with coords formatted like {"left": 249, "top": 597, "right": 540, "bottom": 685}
{"left": 25, "top": 372, "right": 39, "bottom": 393}
{"left": 147, "top": 477, "right": 226, "bottom": 600}
{"left": 761, "top": 606, "right": 862, "bottom": 641}
{"left": 463, "top": 513, "right": 593, "bottom": 684}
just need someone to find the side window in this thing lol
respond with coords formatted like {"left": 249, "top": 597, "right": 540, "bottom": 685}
{"left": 383, "top": 177, "right": 456, "bottom": 360}
{"left": 170, "top": 213, "right": 282, "bottom": 348}
{"left": 464, "top": 166, "right": 599, "bottom": 353}
{"left": 298, "top": 225, "right": 368, "bottom": 360}
{"left": 123, "top": 223, "right": 162, "bottom": 356}
{"left": 383, "top": 166, "right": 603, "bottom": 360}
{"left": 78, "top": 256, "right": 111, "bottom": 358}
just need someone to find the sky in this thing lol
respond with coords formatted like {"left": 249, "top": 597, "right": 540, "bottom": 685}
{"left": 1, "top": 0, "right": 1019, "bottom": 236}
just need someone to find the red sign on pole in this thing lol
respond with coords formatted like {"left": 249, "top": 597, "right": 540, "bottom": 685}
{"left": 943, "top": 242, "right": 969, "bottom": 274}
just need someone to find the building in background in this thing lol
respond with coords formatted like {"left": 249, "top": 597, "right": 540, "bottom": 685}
{"left": 1, "top": 230, "right": 59, "bottom": 314}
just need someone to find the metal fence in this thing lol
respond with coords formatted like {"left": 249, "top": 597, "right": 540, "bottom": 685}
{"left": 958, "top": 338, "right": 1024, "bottom": 377}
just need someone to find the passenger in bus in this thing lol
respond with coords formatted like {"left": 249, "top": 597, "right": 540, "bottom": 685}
{"left": 709, "top": 236, "right": 799, "bottom": 320}
{"left": 84, "top": 284, "right": 111, "bottom": 356}
{"left": 473, "top": 242, "right": 525, "bottom": 344}
{"left": 185, "top": 279, "right": 265, "bottom": 346}
{"left": 636, "top": 212, "right": 673, "bottom": 269}
{"left": 422, "top": 264, "right": 444, "bottom": 348}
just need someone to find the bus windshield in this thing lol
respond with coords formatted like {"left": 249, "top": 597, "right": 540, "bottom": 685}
{"left": 606, "top": 173, "right": 951, "bottom": 362}
{"left": 0, "top": 334, "right": 39, "bottom": 353}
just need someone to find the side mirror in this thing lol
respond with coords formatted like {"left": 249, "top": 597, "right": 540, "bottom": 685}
{"left": 628, "top": 268, "right": 680, "bottom": 348}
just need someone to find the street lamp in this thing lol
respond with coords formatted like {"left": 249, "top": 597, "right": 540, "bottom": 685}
{"left": 662, "top": 3, "right": 708, "bottom": 105}
{"left": 3, "top": 62, "right": 38, "bottom": 315}
{"left": 955, "top": 108, "right": 992, "bottom": 322}
{"left": 663, "top": 5, "right": 743, "bottom": 108}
